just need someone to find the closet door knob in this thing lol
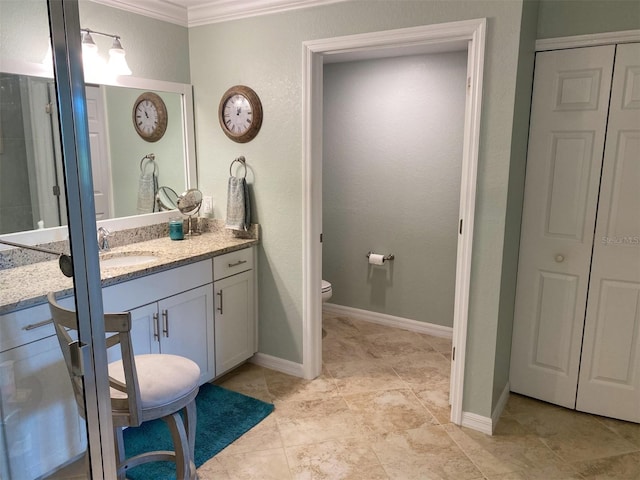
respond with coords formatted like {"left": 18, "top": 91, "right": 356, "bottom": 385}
{"left": 555, "top": 254, "right": 565, "bottom": 263}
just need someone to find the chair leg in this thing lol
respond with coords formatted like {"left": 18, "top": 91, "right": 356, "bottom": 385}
{"left": 183, "top": 400, "right": 197, "bottom": 468}
{"left": 164, "top": 411, "right": 192, "bottom": 480}
{"left": 113, "top": 427, "right": 126, "bottom": 480}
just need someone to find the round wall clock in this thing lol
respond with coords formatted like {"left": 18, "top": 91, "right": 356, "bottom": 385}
{"left": 218, "top": 85, "right": 263, "bottom": 143}
{"left": 132, "top": 92, "right": 168, "bottom": 142}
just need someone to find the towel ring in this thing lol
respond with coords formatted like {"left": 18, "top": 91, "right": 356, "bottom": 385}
{"left": 229, "top": 156, "right": 247, "bottom": 179}
{"left": 140, "top": 153, "right": 157, "bottom": 173}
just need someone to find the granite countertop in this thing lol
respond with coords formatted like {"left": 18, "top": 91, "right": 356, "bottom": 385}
{"left": 0, "top": 232, "right": 258, "bottom": 315}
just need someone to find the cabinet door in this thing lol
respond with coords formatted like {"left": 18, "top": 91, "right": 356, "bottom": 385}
{"left": 215, "top": 271, "right": 255, "bottom": 376}
{"left": 0, "top": 336, "right": 85, "bottom": 479}
{"left": 510, "top": 45, "right": 615, "bottom": 407}
{"left": 106, "top": 303, "right": 160, "bottom": 363}
{"left": 159, "top": 285, "right": 215, "bottom": 384}
{"left": 576, "top": 43, "right": 640, "bottom": 423}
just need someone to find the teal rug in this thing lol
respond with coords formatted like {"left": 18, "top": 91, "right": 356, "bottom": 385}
{"left": 123, "top": 383, "right": 274, "bottom": 479}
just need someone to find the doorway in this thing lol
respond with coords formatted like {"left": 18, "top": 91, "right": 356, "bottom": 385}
{"left": 302, "top": 19, "right": 487, "bottom": 425}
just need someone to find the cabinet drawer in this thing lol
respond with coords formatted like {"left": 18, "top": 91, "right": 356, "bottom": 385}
{"left": 0, "top": 296, "right": 75, "bottom": 352}
{"left": 0, "top": 303, "right": 54, "bottom": 353}
{"left": 214, "top": 247, "right": 254, "bottom": 281}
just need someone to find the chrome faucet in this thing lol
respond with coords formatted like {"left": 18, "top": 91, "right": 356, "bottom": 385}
{"left": 97, "top": 227, "right": 111, "bottom": 252}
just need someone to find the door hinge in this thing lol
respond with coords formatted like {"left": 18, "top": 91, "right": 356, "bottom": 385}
{"left": 69, "top": 340, "right": 90, "bottom": 377}
{"left": 320, "top": 233, "right": 323, "bottom": 243}
{"left": 53, "top": 185, "right": 61, "bottom": 197}
{"left": 45, "top": 102, "right": 53, "bottom": 115}
{"left": 452, "top": 346, "right": 456, "bottom": 361}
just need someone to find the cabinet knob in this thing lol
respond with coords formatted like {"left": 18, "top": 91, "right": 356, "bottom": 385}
{"left": 555, "top": 254, "right": 565, "bottom": 263}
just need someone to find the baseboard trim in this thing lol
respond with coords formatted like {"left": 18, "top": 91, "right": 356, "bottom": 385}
{"left": 460, "top": 382, "right": 510, "bottom": 436}
{"left": 250, "top": 352, "right": 304, "bottom": 377}
{"left": 322, "top": 303, "right": 453, "bottom": 338}
{"left": 461, "top": 411, "right": 493, "bottom": 435}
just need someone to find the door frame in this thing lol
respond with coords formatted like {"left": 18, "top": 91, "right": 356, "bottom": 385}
{"left": 301, "top": 18, "right": 486, "bottom": 425}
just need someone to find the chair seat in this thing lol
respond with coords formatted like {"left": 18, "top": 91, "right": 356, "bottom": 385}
{"left": 109, "top": 354, "right": 200, "bottom": 410}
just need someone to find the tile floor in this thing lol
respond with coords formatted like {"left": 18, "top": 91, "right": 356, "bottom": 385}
{"left": 199, "top": 311, "right": 640, "bottom": 479}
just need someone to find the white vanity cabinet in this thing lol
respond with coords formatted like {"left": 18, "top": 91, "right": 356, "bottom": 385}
{"left": 102, "top": 259, "right": 215, "bottom": 385}
{"left": 213, "top": 247, "right": 257, "bottom": 376}
{"left": 0, "top": 304, "right": 86, "bottom": 480}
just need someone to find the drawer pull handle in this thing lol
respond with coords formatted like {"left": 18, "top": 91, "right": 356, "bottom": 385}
{"left": 23, "top": 319, "right": 54, "bottom": 331}
{"left": 162, "top": 310, "right": 169, "bottom": 338}
{"left": 153, "top": 313, "right": 160, "bottom": 341}
{"left": 217, "top": 290, "right": 223, "bottom": 315}
{"left": 228, "top": 260, "right": 247, "bottom": 268}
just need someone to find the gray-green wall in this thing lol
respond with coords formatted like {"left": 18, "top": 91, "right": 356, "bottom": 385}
{"left": 322, "top": 52, "right": 466, "bottom": 328}
{"left": 537, "top": 0, "right": 640, "bottom": 39}
{"left": 190, "top": 0, "right": 528, "bottom": 417}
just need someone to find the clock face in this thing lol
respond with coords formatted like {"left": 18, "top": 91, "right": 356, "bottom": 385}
{"left": 218, "top": 85, "right": 263, "bottom": 143}
{"left": 132, "top": 92, "right": 168, "bottom": 142}
{"left": 222, "top": 94, "right": 253, "bottom": 136}
{"left": 135, "top": 99, "right": 159, "bottom": 135}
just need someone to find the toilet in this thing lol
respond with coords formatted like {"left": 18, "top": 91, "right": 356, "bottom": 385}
{"left": 321, "top": 280, "right": 333, "bottom": 302}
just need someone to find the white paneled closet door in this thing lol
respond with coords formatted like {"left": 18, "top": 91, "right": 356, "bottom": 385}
{"left": 510, "top": 45, "right": 615, "bottom": 409}
{"left": 576, "top": 43, "right": 640, "bottom": 423}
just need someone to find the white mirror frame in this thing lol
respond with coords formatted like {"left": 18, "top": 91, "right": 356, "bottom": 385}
{"left": 0, "top": 59, "right": 197, "bottom": 248}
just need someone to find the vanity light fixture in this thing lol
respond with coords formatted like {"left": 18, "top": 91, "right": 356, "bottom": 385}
{"left": 81, "top": 28, "right": 132, "bottom": 77}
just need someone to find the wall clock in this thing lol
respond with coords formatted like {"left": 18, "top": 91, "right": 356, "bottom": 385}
{"left": 132, "top": 92, "right": 168, "bottom": 142}
{"left": 218, "top": 85, "right": 263, "bottom": 143}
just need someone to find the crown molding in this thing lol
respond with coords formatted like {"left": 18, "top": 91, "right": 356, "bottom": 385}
{"left": 89, "top": 0, "right": 188, "bottom": 26}
{"left": 186, "top": 0, "right": 348, "bottom": 27}
{"left": 89, "top": 0, "right": 349, "bottom": 28}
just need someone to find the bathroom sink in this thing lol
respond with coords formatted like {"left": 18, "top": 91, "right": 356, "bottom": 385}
{"left": 100, "top": 252, "right": 159, "bottom": 269}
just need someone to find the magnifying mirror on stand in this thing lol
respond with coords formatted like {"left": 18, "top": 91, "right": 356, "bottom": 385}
{"left": 156, "top": 186, "right": 180, "bottom": 211}
{"left": 177, "top": 188, "right": 203, "bottom": 236}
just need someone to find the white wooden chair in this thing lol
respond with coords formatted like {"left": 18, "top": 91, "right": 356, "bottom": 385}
{"left": 47, "top": 293, "right": 200, "bottom": 479}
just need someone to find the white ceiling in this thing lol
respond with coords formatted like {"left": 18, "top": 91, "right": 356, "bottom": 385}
{"left": 90, "top": 0, "right": 349, "bottom": 27}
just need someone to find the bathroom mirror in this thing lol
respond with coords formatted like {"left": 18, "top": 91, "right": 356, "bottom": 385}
{"left": 156, "top": 186, "right": 180, "bottom": 211}
{"left": 0, "top": 60, "right": 197, "bottom": 238}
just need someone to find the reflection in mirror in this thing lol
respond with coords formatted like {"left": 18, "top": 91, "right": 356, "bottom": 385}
{"left": 177, "top": 188, "right": 203, "bottom": 236}
{"left": 156, "top": 186, "right": 179, "bottom": 211}
{"left": 0, "top": 62, "right": 196, "bottom": 238}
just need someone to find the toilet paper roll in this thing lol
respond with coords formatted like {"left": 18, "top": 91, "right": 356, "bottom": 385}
{"left": 368, "top": 253, "right": 385, "bottom": 265}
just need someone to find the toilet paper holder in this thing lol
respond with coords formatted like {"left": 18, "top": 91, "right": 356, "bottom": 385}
{"left": 366, "top": 251, "right": 395, "bottom": 261}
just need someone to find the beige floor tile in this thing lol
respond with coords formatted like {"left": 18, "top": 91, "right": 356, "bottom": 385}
{"left": 264, "top": 368, "right": 340, "bottom": 404}
{"left": 444, "top": 419, "right": 569, "bottom": 477}
{"left": 388, "top": 351, "right": 451, "bottom": 386}
{"left": 325, "top": 358, "right": 408, "bottom": 395}
{"left": 215, "top": 448, "right": 292, "bottom": 479}
{"left": 348, "top": 317, "right": 403, "bottom": 336}
{"left": 322, "top": 315, "right": 362, "bottom": 338}
{"left": 511, "top": 407, "right": 638, "bottom": 463}
{"left": 364, "top": 330, "right": 435, "bottom": 358}
{"left": 501, "top": 393, "right": 562, "bottom": 417}
{"left": 573, "top": 450, "right": 640, "bottom": 479}
{"left": 423, "top": 334, "right": 453, "bottom": 354}
{"left": 217, "top": 415, "right": 283, "bottom": 455}
{"left": 197, "top": 456, "right": 232, "bottom": 479}
{"left": 275, "top": 397, "right": 372, "bottom": 447}
{"left": 413, "top": 381, "right": 452, "bottom": 424}
{"left": 343, "top": 388, "right": 438, "bottom": 434}
{"left": 215, "top": 363, "right": 274, "bottom": 403}
{"left": 373, "top": 424, "right": 483, "bottom": 479}
{"left": 594, "top": 416, "right": 640, "bottom": 448}
{"left": 322, "top": 334, "right": 378, "bottom": 365}
{"left": 286, "top": 436, "right": 387, "bottom": 479}
{"left": 486, "top": 462, "right": 584, "bottom": 479}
